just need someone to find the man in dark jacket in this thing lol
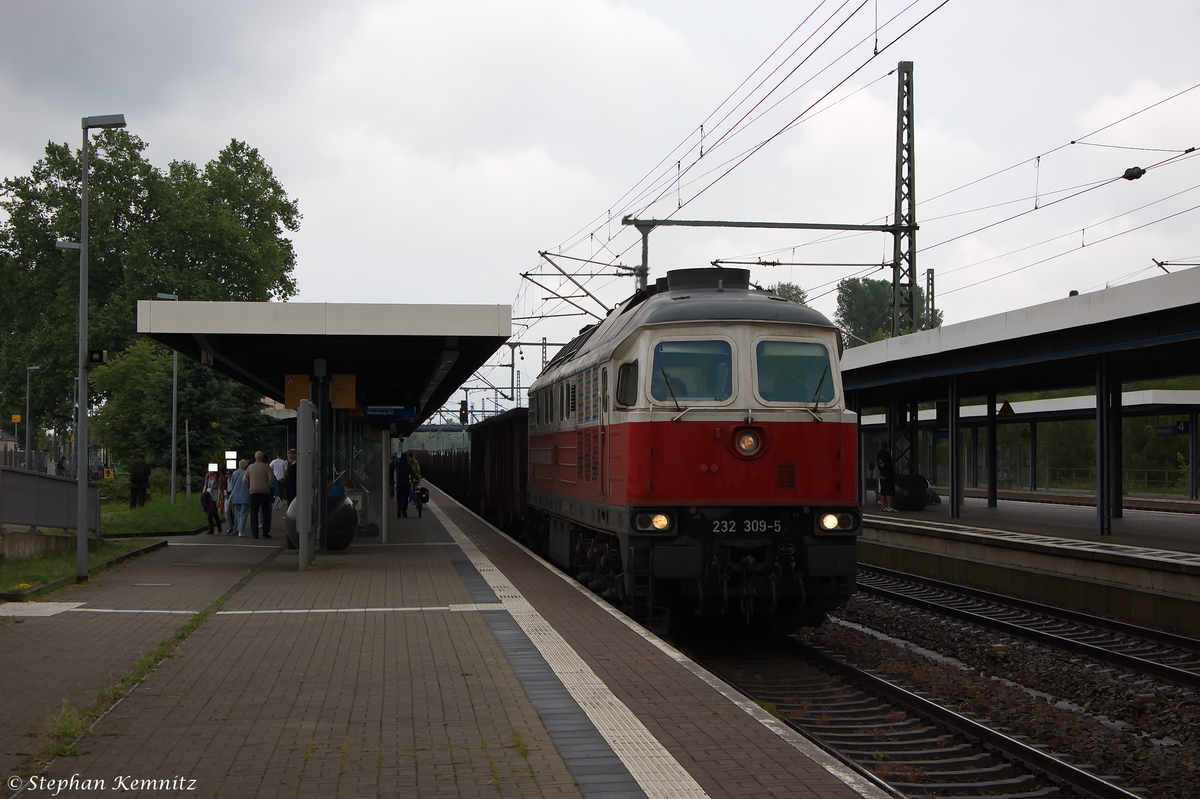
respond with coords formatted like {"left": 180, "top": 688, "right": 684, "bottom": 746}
{"left": 877, "top": 442, "right": 896, "bottom": 512}
{"left": 390, "top": 452, "right": 413, "bottom": 517}
{"left": 129, "top": 454, "right": 151, "bottom": 509}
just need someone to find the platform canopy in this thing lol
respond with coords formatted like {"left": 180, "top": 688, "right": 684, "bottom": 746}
{"left": 137, "top": 300, "right": 511, "bottom": 436}
{"left": 842, "top": 267, "right": 1200, "bottom": 405}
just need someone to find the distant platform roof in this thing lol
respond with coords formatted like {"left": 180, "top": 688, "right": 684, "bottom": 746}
{"left": 842, "top": 267, "right": 1200, "bottom": 405}
{"left": 137, "top": 300, "right": 511, "bottom": 434}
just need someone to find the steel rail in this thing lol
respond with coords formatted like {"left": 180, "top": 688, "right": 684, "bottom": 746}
{"left": 790, "top": 639, "right": 1146, "bottom": 799}
{"left": 861, "top": 564, "right": 1200, "bottom": 651}
{"left": 856, "top": 571, "right": 1200, "bottom": 690}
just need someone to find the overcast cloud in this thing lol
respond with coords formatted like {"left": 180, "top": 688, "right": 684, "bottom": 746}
{"left": 3, "top": 0, "right": 1198, "bottom": 387}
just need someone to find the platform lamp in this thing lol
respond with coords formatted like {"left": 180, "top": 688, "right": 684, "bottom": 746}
{"left": 24, "top": 366, "right": 39, "bottom": 470}
{"left": 57, "top": 113, "right": 127, "bottom": 583}
{"left": 157, "top": 293, "right": 179, "bottom": 503}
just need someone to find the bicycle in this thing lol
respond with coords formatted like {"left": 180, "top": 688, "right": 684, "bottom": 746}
{"left": 409, "top": 477, "right": 425, "bottom": 518}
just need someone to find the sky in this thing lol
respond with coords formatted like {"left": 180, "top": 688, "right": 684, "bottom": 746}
{"left": 2, "top": 0, "right": 1198, "bottom": 404}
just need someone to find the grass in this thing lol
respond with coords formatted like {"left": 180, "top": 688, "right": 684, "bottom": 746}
{"left": 100, "top": 499, "right": 207, "bottom": 534}
{"left": 0, "top": 538, "right": 156, "bottom": 593}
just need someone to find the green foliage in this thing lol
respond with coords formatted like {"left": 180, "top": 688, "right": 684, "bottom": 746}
{"left": 0, "top": 538, "right": 150, "bottom": 593}
{"left": 768, "top": 281, "right": 808, "bottom": 306}
{"left": 89, "top": 340, "right": 277, "bottom": 484}
{"left": 835, "top": 276, "right": 943, "bottom": 347}
{"left": 101, "top": 501, "right": 208, "bottom": 534}
{"left": 0, "top": 130, "right": 299, "bottom": 443}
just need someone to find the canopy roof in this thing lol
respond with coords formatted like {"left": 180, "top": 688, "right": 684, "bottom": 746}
{"left": 137, "top": 300, "right": 511, "bottom": 436}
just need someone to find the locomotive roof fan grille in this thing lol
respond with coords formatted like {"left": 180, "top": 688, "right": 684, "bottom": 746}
{"left": 666, "top": 267, "right": 751, "bottom": 292}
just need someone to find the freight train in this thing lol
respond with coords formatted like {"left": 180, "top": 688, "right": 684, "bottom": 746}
{"left": 472, "top": 267, "right": 860, "bottom": 632}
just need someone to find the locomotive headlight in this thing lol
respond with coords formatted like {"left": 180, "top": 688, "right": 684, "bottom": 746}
{"left": 819, "top": 512, "right": 857, "bottom": 531}
{"left": 734, "top": 429, "right": 761, "bottom": 456}
{"left": 634, "top": 512, "right": 674, "bottom": 532}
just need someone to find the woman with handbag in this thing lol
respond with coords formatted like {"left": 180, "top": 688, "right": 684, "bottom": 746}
{"left": 201, "top": 470, "right": 224, "bottom": 534}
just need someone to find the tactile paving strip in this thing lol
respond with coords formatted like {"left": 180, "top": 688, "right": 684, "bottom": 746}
{"left": 432, "top": 501, "right": 710, "bottom": 799}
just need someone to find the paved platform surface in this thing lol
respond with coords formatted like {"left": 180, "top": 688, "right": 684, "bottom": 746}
{"left": 1, "top": 490, "right": 884, "bottom": 799}
{"left": 866, "top": 494, "right": 1200, "bottom": 555}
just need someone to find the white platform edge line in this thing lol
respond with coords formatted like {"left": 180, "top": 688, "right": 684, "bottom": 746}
{"left": 430, "top": 501, "right": 710, "bottom": 799}
{"left": 430, "top": 492, "right": 892, "bottom": 799}
{"left": 65, "top": 609, "right": 194, "bottom": 614}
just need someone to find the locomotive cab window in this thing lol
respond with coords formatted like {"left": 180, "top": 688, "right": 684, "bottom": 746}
{"left": 615, "top": 361, "right": 639, "bottom": 407}
{"left": 651, "top": 340, "right": 733, "bottom": 402}
{"left": 756, "top": 340, "right": 834, "bottom": 403}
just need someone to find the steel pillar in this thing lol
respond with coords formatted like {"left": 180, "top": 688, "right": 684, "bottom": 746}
{"left": 1191, "top": 411, "right": 1198, "bottom": 500}
{"left": 890, "top": 61, "right": 917, "bottom": 337}
{"left": 969, "top": 424, "right": 979, "bottom": 488}
{"left": 1029, "top": 421, "right": 1038, "bottom": 491}
{"left": 297, "top": 398, "right": 314, "bottom": 569}
{"left": 380, "top": 428, "right": 390, "bottom": 544}
{"left": 1095, "top": 357, "right": 1112, "bottom": 535}
{"left": 318, "top": 377, "right": 330, "bottom": 550}
{"left": 1110, "top": 380, "right": 1123, "bottom": 519}
{"left": 887, "top": 397, "right": 919, "bottom": 476}
{"left": 986, "top": 393, "right": 998, "bottom": 508}
{"left": 948, "top": 377, "right": 961, "bottom": 519}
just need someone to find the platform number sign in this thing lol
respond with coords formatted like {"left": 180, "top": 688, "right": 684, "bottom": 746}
{"left": 1156, "top": 421, "right": 1191, "bottom": 437}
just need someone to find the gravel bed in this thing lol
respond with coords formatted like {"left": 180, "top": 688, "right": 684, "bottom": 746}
{"left": 823, "top": 594, "right": 1200, "bottom": 799}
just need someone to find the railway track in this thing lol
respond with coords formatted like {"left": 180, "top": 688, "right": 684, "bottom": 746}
{"left": 694, "top": 635, "right": 1144, "bottom": 799}
{"left": 857, "top": 565, "right": 1200, "bottom": 690}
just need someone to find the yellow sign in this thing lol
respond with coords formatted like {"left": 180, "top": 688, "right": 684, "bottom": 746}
{"left": 331, "top": 374, "right": 356, "bottom": 409}
{"left": 10, "top": 414, "right": 20, "bottom": 423}
{"left": 284, "top": 374, "right": 309, "bottom": 409}
{"left": 103, "top": 468, "right": 115, "bottom": 479}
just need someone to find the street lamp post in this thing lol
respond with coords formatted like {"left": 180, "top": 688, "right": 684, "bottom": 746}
{"left": 72, "top": 113, "right": 127, "bottom": 582}
{"left": 156, "top": 293, "right": 179, "bottom": 504}
{"left": 25, "top": 366, "right": 40, "bottom": 470}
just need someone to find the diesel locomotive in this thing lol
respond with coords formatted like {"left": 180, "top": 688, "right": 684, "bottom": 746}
{"left": 521, "top": 266, "right": 860, "bottom": 631}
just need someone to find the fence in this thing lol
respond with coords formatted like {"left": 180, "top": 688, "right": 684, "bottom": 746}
{"left": 0, "top": 466, "right": 100, "bottom": 532}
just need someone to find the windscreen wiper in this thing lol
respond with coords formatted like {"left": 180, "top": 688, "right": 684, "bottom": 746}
{"left": 660, "top": 366, "right": 682, "bottom": 412}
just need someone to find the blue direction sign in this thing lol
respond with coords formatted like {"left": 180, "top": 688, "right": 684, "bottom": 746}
{"left": 365, "top": 406, "right": 418, "bottom": 420}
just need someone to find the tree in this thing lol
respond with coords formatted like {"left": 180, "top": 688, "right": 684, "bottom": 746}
{"left": 768, "top": 281, "right": 808, "bottom": 306}
{"left": 89, "top": 339, "right": 278, "bottom": 483}
{"left": 0, "top": 131, "right": 300, "bottom": 453}
{"left": 834, "top": 276, "right": 943, "bottom": 347}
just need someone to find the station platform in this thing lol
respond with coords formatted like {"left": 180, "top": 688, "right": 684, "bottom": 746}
{"left": 865, "top": 493, "right": 1200, "bottom": 555}
{"left": 1, "top": 489, "right": 886, "bottom": 799}
{"left": 860, "top": 494, "right": 1200, "bottom": 636}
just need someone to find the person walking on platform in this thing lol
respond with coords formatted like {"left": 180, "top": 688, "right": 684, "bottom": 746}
{"left": 269, "top": 451, "right": 287, "bottom": 508}
{"left": 407, "top": 451, "right": 423, "bottom": 513}
{"left": 877, "top": 441, "right": 896, "bottom": 512}
{"left": 128, "top": 453, "right": 151, "bottom": 509}
{"left": 283, "top": 449, "right": 297, "bottom": 505}
{"left": 201, "top": 469, "right": 224, "bottom": 534}
{"left": 246, "top": 451, "right": 276, "bottom": 538}
{"left": 392, "top": 451, "right": 413, "bottom": 517}
{"left": 228, "top": 458, "right": 251, "bottom": 536}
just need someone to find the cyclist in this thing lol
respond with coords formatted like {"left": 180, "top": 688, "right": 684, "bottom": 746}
{"left": 407, "top": 452, "right": 424, "bottom": 518}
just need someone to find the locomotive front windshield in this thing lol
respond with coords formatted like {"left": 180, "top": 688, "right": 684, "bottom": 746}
{"left": 756, "top": 340, "right": 834, "bottom": 403}
{"left": 651, "top": 340, "right": 732, "bottom": 402}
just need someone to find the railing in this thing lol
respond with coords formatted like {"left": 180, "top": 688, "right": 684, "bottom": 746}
{"left": 0, "top": 466, "right": 100, "bottom": 532}
{"left": 984, "top": 467, "right": 1189, "bottom": 495}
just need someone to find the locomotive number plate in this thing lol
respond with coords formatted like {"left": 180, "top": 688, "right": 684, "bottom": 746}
{"left": 710, "top": 518, "right": 785, "bottom": 534}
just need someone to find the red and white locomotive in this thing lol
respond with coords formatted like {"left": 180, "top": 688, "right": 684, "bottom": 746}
{"left": 524, "top": 267, "right": 860, "bottom": 631}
